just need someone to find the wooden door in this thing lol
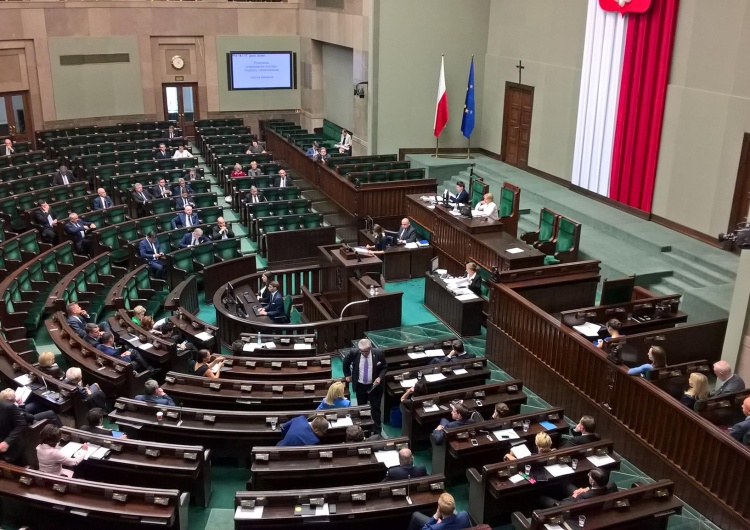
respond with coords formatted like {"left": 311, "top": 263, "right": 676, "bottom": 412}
{"left": 729, "top": 133, "right": 750, "bottom": 231}
{"left": 501, "top": 83, "right": 534, "bottom": 168}
{"left": 0, "top": 92, "right": 33, "bottom": 143}
{"left": 162, "top": 83, "right": 198, "bottom": 137}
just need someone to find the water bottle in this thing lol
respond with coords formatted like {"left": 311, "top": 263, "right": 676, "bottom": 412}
{"left": 257, "top": 331, "right": 262, "bottom": 345}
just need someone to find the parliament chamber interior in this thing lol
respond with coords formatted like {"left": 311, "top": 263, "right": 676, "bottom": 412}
{"left": 0, "top": 0, "right": 749, "bottom": 529}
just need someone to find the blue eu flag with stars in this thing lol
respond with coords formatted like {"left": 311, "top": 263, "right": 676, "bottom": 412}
{"left": 461, "top": 57, "right": 476, "bottom": 139}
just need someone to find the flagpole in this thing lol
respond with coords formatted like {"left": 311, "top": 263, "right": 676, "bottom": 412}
{"left": 435, "top": 136, "right": 439, "bottom": 158}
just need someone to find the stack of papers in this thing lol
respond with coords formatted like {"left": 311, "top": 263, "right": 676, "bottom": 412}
{"left": 235, "top": 506, "right": 264, "bottom": 519}
{"left": 510, "top": 444, "right": 532, "bottom": 458}
{"left": 14, "top": 374, "right": 33, "bottom": 386}
{"left": 374, "top": 450, "right": 401, "bottom": 468}
{"left": 572, "top": 322, "right": 602, "bottom": 337}
{"left": 456, "top": 293, "right": 479, "bottom": 301}
{"left": 293, "top": 343, "right": 312, "bottom": 350}
{"left": 506, "top": 247, "right": 525, "bottom": 254}
{"left": 424, "top": 373, "right": 447, "bottom": 383}
{"left": 330, "top": 416, "right": 353, "bottom": 428}
{"left": 422, "top": 404, "right": 440, "bottom": 413}
{"left": 243, "top": 343, "right": 261, "bottom": 352}
{"left": 400, "top": 378, "right": 418, "bottom": 388}
{"left": 195, "top": 331, "right": 213, "bottom": 341}
{"left": 452, "top": 368, "right": 468, "bottom": 375}
{"left": 424, "top": 349, "right": 446, "bottom": 357}
{"left": 407, "top": 352, "right": 427, "bottom": 359}
{"left": 544, "top": 464, "right": 575, "bottom": 477}
{"left": 509, "top": 474, "right": 526, "bottom": 484}
{"left": 15, "top": 386, "right": 31, "bottom": 404}
{"left": 58, "top": 442, "right": 102, "bottom": 460}
{"left": 404, "top": 242, "right": 419, "bottom": 249}
{"left": 587, "top": 454, "right": 616, "bottom": 466}
{"left": 264, "top": 342, "right": 277, "bottom": 349}
{"left": 492, "top": 428, "right": 520, "bottom": 440}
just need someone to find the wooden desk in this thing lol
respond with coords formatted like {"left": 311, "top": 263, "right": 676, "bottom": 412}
{"left": 235, "top": 475, "right": 445, "bottom": 530}
{"left": 406, "top": 194, "right": 544, "bottom": 274}
{"left": 220, "top": 354, "right": 332, "bottom": 380}
{"left": 424, "top": 273, "right": 483, "bottom": 336}
{"left": 358, "top": 229, "right": 434, "bottom": 280}
{"left": 347, "top": 278, "right": 402, "bottom": 330}
{"left": 250, "top": 436, "right": 410, "bottom": 490}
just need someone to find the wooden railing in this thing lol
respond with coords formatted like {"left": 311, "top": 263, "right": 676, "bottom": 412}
{"left": 487, "top": 282, "right": 750, "bottom": 527}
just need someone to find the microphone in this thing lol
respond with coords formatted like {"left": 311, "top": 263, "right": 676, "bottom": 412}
{"left": 406, "top": 473, "right": 412, "bottom": 505}
{"left": 177, "top": 405, "right": 183, "bottom": 427}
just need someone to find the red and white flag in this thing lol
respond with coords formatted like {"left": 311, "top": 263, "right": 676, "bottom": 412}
{"left": 434, "top": 56, "right": 449, "bottom": 137}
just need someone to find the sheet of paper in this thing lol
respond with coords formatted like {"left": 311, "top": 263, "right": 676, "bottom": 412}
{"left": 234, "top": 506, "right": 264, "bottom": 519}
{"left": 243, "top": 343, "right": 260, "bottom": 352}
{"left": 82, "top": 444, "right": 101, "bottom": 460}
{"left": 452, "top": 368, "right": 468, "bottom": 375}
{"left": 330, "top": 416, "right": 353, "bottom": 428}
{"left": 509, "top": 473, "right": 526, "bottom": 484}
{"left": 456, "top": 293, "right": 480, "bottom": 301}
{"left": 14, "top": 374, "right": 33, "bottom": 386}
{"left": 424, "top": 373, "right": 447, "bottom": 382}
{"left": 153, "top": 318, "right": 167, "bottom": 329}
{"left": 543, "top": 524, "right": 564, "bottom": 530}
{"left": 572, "top": 322, "right": 602, "bottom": 337}
{"left": 425, "top": 349, "right": 446, "bottom": 357}
{"left": 264, "top": 341, "right": 277, "bottom": 349}
{"left": 139, "top": 343, "right": 154, "bottom": 350}
{"left": 404, "top": 242, "right": 418, "bottom": 249}
{"left": 90, "top": 446, "right": 110, "bottom": 460}
{"left": 492, "top": 428, "right": 520, "bottom": 441}
{"left": 400, "top": 378, "right": 418, "bottom": 388}
{"left": 449, "top": 210, "right": 462, "bottom": 216}
{"left": 407, "top": 352, "right": 427, "bottom": 359}
{"left": 511, "top": 444, "right": 532, "bottom": 459}
{"left": 211, "top": 364, "right": 221, "bottom": 374}
{"left": 15, "top": 386, "right": 31, "bottom": 404}
{"left": 506, "top": 247, "right": 525, "bottom": 254}
{"left": 422, "top": 404, "right": 440, "bottom": 413}
{"left": 293, "top": 343, "right": 312, "bottom": 350}
{"left": 545, "top": 464, "right": 575, "bottom": 477}
{"left": 435, "top": 269, "right": 447, "bottom": 275}
{"left": 58, "top": 442, "right": 82, "bottom": 459}
{"left": 374, "top": 450, "right": 401, "bottom": 468}
{"left": 195, "top": 331, "right": 213, "bottom": 341}
{"left": 587, "top": 454, "right": 616, "bottom": 466}
{"left": 315, "top": 503, "right": 330, "bottom": 516}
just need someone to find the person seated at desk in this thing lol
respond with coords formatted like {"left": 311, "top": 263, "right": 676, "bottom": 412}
{"left": 31, "top": 200, "right": 59, "bottom": 245}
{"left": 213, "top": 217, "right": 235, "bottom": 240}
{"left": 65, "top": 212, "right": 96, "bottom": 256}
{"left": 51, "top": 165, "right": 75, "bottom": 186}
{"left": 681, "top": 372, "right": 709, "bottom": 409}
{"left": 230, "top": 163, "right": 246, "bottom": 178}
{"left": 272, "top": 169, "right": 293, "bottom": 188}
{"left": 561, "top": 415, "right": 600, "bottom": 448}
{"left": 401, "top": 378, "right": 429, "bottom": 409}
{"left": 393, "top": 218, "right": 418, "bottom": 244}
{"left": 712, "top": 360, "right": 746, "bottom": 396}
{"left": 37, "top": 351, "right": 65, "bottom": 380}
{"left": 37, "top": 424, "right": 86, "bottom": 477}
{"left": 193, "top": 349, "right": 225, "bottom": 379}
{"left": 431, "top": 403, "right": 477, "bottom": 445}
{"left": 245, "top": 185, "right": 267, "bottom": 204}
{"left": 172, "top": 145, "right": 193, "bottom": 159}
{"left": 152, "top": 178, "right": 173, "bottom": 199}
{"left": 472, "top": 192, "right": 498, "bottom": 220}
{"left": 179, "top": 227, "right": 210, "bottom": 248}
{"left": 257, "top": 281, "right": 288, "bottom": 322}
{"left": 66, "top": 302, "right": 101, "bottom": 339}
{"left": 0, "top": 399, "right": 26, "bottom": 465}
{"left": 428, "top": 340, "right": 476, "bottom": 365}
{"left": 493, "top": 402, "right": 511, "bottom": 419}
{"left": 79, "top": 407, "right": 125, "bottom": 438}
{"left": 306, "top": 141, "right": 320, "bottom": 159}
{"left": 174, "top": 190, "right": 195, "bottom": 211}
{"left": 449, "top": 181, "right": 469, "bottom": 204}
{"left": 277, "top": 415, "right": 329, "bottom": 447}
{"left": 335, "top": 129, "right": 352, "bottom": 154}
{"left": 539, "top": 468, "right": 617, "bottom": 509}
{"left": 173, "top": 178, "right": 194, "bottom": 198}
{"left": 93, "top": 188, "right": 113, "bottom": 210}
{"left": 628, "top": 346, "right": 667, "bottom": 376}
{"left": 97, "top": 332, "right": 153, "bottom": 374}
{"left": 365, "top": 224, "right": 388, "bottom": 254}
{"left": 131, "top": 183, "right": 153, "bottom": 217}
{"left": 312, "top": 147, "right": 330, "bottom": 162}
{"left": 135, "top": 379, "right": 175, "bottom": 406}
{"left": 246, "top": 160, "right": 262, "bottom": 177}
{"left": 64, "top": 367, "right": 107, "bottom": 410}
{"left": 317, "top": 381, "right": 351, "bottom": 410}
{"left": 385, "top": 448, "right": 427, "bottom": 481}
{"left": 153, "top": 321, "right": 197, "bottom": 357}
{"left": 167, "top": 125, "right": 180, "bottom": 140}
{"left": 171, "top": 205, "right": 200, "bottom": 229}
{"left": 596, "top": 318, "right": 622, "bottom": 348}
{"left": 155, "top": 143, "right": 171, "bottom": 160}
{"left": 246, "top": 140, "right": 265, "bottom": 154}
{"left": 504, "top": 431, "right": 554, "bottom": 461}
{"left": 131, "top": 305, "right": 147, "bottom": 326}
{"left": 465, "top": 262, "right": 482, "bottom": 295}
{"left": 0, "top": 388, "right": 62, "bottom": 428}
{"left": 407, "top": 492, "right": 470, "bottom": 530}
{"left": 140, "top": 316, "right": 155, "bottom": 332}
{"left": 139, "top": 231, "right": 167, "bottom": 279}
{"left": 256, "top": 272, "right": 272, "bottom": 305}
{"left": 729, "top": 397, "right": 750, "bottom": 443}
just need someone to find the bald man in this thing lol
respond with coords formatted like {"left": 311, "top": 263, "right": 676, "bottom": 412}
{"left": 712, "top": 361, "right": 745, "bottom": 396}
{"left": 729, "top": 397, "right": 750, "bottom": 443}
{"left": 385, "top": 448, "right": 427, "bottom": 481}
{"left": 395, "top": 218, "right": 417, "bottom": 244}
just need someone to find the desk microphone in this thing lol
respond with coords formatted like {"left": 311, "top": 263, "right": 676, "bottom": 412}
{"left": 406, "top": 473, "right": 412, "bottom": 505}
{"left": 177, "top": 405, "right": 183, "bottom": 427}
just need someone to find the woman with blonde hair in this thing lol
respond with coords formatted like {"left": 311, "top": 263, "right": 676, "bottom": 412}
{"left": 504, "top": 432, "right": 554, "bottom": 461}
{"left": 317, "top": 381, "right": 351, "bottom": 410}
{"left": 131, "top": 305, "right": 147, "bottom": 325}
{"left": 473, "top": 192, "right": 498, "bottom": 220}
{"left": 37, "top": 351, "right": 65, "bottom": 380}
{"left": 681, "top": 372, "right": 709, "bottom": 409}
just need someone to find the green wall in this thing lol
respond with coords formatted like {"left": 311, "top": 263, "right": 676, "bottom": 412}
{"left": 216, "top": 36, "right": 301, "bottom": 112}
{"left": 48, "top": 37, "right": 144, "bottom": 120}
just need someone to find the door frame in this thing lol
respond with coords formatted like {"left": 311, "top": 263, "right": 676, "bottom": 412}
{"left": 728, "top": 132, "right": 750, "bottom": 231}
{"left": 501, "top": 81, "right": 534, "bottom": 168}
{"left": 0, "top": 91, "right": 33, "bottom": 144}
{"left": 161, "top": 82, "right": 199, "bottom": 137}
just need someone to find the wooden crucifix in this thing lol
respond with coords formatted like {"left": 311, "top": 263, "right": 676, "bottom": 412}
{"left": 516, "top": 60, "right": 525, "bottom": 84}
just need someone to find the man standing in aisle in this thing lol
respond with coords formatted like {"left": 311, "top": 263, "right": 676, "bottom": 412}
{"left": 342, "top": 338, "right": 387, "bottom": 435}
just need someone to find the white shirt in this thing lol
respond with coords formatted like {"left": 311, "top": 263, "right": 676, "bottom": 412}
{"left": 474, "top": 201, "right": 499, "bottom": 221}
{"left": 4, "top": 146, "right": 13, "bottom": 155}
{"left": 173, "top": 150, "right": 193, "bottom": 159}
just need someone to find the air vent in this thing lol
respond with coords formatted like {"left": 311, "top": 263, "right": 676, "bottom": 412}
{"left": 60, "top": 54, "right": 130, "bottom": 66}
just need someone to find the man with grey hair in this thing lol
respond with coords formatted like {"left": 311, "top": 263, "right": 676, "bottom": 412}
{"left": 135, "top": 380, "right": 175, "bottom": 406}
{"left": 179, "top": 227, "right": 209, "bottom": 248}
{"left": 52, "top": 165, "right": 75, "bottom": 186}
{"left": 712, "top": 360, "right": 745, "bottom": 396}
{"left": 342, "top": 338, "right": 387, "bottom": 435}
{"left": 93, "top": 188, "right": 112, "bottom": 210}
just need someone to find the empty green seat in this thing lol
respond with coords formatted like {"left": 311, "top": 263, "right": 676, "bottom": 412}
{"left": 543, "top": 216, "right": 581, "bottom": 265}
{"left": 301, "top": 213, "right": 323, "bottom": 229}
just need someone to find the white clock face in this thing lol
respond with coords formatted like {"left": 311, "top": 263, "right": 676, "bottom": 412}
{"left": 171, "top": 56, "right": 185, "bottom": 70}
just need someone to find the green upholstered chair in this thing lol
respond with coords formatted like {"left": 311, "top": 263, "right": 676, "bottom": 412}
{"left": 117, "top": 162, "right": 138, "bottom": 175}
{"left": 543, "top": 216, "right": 581, "bottom": 265}
{"left": 469, "top": 177, "right": 488, "bottom": 208}
{"left": 193, "top": 193, "right": 217, "bottom": 209}
{"left": 290, "top": 199, "right": 311, "bottom": 215}
{"left": 405, "top": 169, "right": 425, "bottom": 180}
{"left": 170, "top": 248, "right": 196, "bottom": 284}
{"left": 214, "top": 238, "right": 240, "bottom": 262}
{"left": 281, "top": 215, "right": 301, "bottom": 231}
{"left": 387, "top": 170, "right": 405, "bottom": 181}
{"left": 498, "top": 182, "right": 521, "bottom": 237}
{"left": 521, "top": 207, "right": 560, "bottom": 251}
{"left": 104, "top": 206, "right": 128, "bottom": 226}
{"left": 95, "top": 225, "right": 129, "bottom": 265}
{"left": 150, "top": 197, "right": 172, "bottom": 215}
{"left": 301, "top": 213, "right": 323, "bottom": 229}
{"left": 369, "top": 171, "right": 387, "bottom": 183}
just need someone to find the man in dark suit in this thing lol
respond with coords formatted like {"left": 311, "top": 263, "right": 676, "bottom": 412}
{"left": 179, "top": 227, "right": 210, "bottom": 248}
{"left": 97, "top": 332, "right": 151, "bottom": 373}
{"left": 432, "top": 403, "right": 474, "bottom": 445}
{"left": 313, "top": 146, "right": 330, "bottom": 162}
{"left": 343, "top": 338, "right": 387, "bottom": 434}
{"left": 395, "top": 218, "right": 418, "bottom": 244}
{"left": 151, "top": 178, "right": 173, "bottom": 199}
{"left": 385, "top": 448, "right": 427, "bottom": 481}
{"left": 155, "top": 143, "right": 171, "bottom": 159}
{"left": 0, "top": 399, "right": 27, "bottom": 465}
{"left": 212, "top": 217, "right": 235, "bottom": 240}
{"left": 92, "top": 188, "right": 113, "bottom": 210}
{"left": 407, "top": 492, "right": 470, "bottom": 530}
{"left": 466, "top": 262, "right": 482, "bottom": 295}
{"left": 131, "top": 183, "right": 153, "bottom": 218}
{"left": 51, "top": 165, "right": 75, "bottom": 186}
{"left": 174, "top": 191, "right": 195, "bottom": 211}
{"left": 272, "top": 169, "right": 293, "bottom": 188}
{"left": 277, "top": 416, "right": 329, "bottom": 447}
{"left": 172, "top": 178, "right": 194, "bottom": 197}
{"left": 428, "top": 340, "right": 476, "bottom": 365}
{"left": 166, "top": 125, "right": 180, "bottom": 140}
{"left": 258, "top": 281, "right": 288, "bottom": 322}
{"left": 64, "top": 212, "right": 96, "bottom": 256}
{"left": 712, "top": 361, "right": 746, "bottom": 396}
{"left": 450, "top": 181, "right": 470, "bottom": 204}
{"left": 79, "top": 408, "right": 121, "bottom": 437}
{"left": 244, "top": 185, "right": 267, "bottom": 204}
{"left": 138, "top": 232, "right": 166, "bottom": 279}
{"left": 66, "top": 302, "right": 93, "bottom": 338}
{"left": 729, "top": 396, "right": 750, "bottom": 443}
{"left": 31, "top": 200, "right": 59, "bottom": 244}
{"left": 171, "top": 205, "right": 200, "bottom": 229}
{"left": 84, "top": 323, "right": 103, "bottom": 348}
{"left": 539, "top": 468, "right": 617, "bottom": 509}
{"left": 560, "top": 415, "right": 600, "bottom": 448}
{"left": 3, "top": 139, "right": 14, "bottom": 156}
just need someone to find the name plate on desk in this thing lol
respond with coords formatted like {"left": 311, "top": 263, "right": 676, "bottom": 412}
{"left": 255, "top": 453, "right": 269, "bottom": 462}
{"left": 114, "top": 402, "right": 125, "bottom": 410}
{"left": 319, "top": 451, "right": 333, "bottom": 459}
{"left": 325, "top": 414, "right": 337, "bottom": 422}
{"left": 240, "top": 385, "right": 253, "bottom": 393}
{"left": 18, "top": 476, "right": 32, "bottom": 487}
{"left": 303, "top": 385, "right": 315, "bottom": 392}
{"left": 474, "top": 391, "right": 486, "bottom": 398}
{"left": 358, "top": 447, "right": 372, "bottom": 456}
{"left": 360, "top": 409, "right": 371, "bottom": 418}
{"left": 321, "top": 359, "right": 331, "bottom": 366}
{"left": 114, "top": 364, "right": 125, "bottom": 373}
{"left": 166, "top": 411, "right": 179, "bottom": 420}
{"left": 310, "top": 497, "right": 325, "bottom": 507}
{"left": 52, "top": 483, "right": 68, "bottom": 494}
{"left": 351, "top": 493, "right": 367, "bottom": 502}
{"left": 145, "top": 449, "right": 160, "bottom": 458}
{"left": 112, "top": 492, "right": 128, "bottom": 503}
{"left": 245, "top": 361, "right": 257, "bottom": 368}
{"left": 202, "top": 414, "right": 216, "bottom": 423}
{"left": 223, "top": 359, "right": 234, "bottom": 367}
{"left": 110, "top": 443, "right": 123, "bottom": 453}
{"left": 305, "top": 337, "right": 314, "bottom": 343}
{"left": 165, "top": 375, "right": 176, "bottom": 384}
{"left": 547, "top": 412, "right": 560, "bottom": 420}
{"left": 430, "top": 481, "right": 445, "bottom": 491}
{"left": 296, "top": 361, "right": 308, "bottom": 368}
{"left": 209, "top": 383, "right": 221, "bottom": 391}
{"left": 271, "top": 362, "right": 282, "bottom": 369}
{"left": 507, "top": 385, "right": 519, "bottom": 393}
{"left": 272, "top": 386, "right": 283, "bottom": 393}
{"left": 391, "top": 488, "right": 407, "bottom": 497}
{"left": 241, "top": 499, "right": 256, "bottom": 509}
{"left": 153, "top": 496, "right": 170, "bottom": 506}
{"left": 266, "top": 417, "right": 279, "bottom": 425}
{"left": 183, "top": 452, "right": 198, "bottom": 461}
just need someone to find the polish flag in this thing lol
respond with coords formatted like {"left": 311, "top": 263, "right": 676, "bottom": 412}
{"left": 434, "top": 56, "right": 449, "bottom": 137}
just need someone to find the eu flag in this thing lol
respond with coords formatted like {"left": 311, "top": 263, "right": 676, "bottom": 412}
{"left": 461, "top": 57, "right": 476, "bottom": 139}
